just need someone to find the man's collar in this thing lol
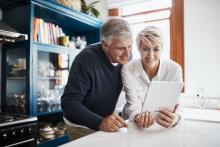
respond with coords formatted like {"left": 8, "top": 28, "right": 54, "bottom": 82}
{"left": 111, "top": 62, "right": 118, "bottom": 66}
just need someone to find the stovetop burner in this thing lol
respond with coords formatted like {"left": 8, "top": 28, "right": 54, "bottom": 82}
{"left": 0, "top": 115, "right": 14, "bottom": 122}
{"left": 0, "top": 113, "right": 37, "bottom": 127}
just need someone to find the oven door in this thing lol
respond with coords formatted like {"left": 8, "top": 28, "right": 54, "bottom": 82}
{"left": 0, "top": 122, "right": 37, "bottom": 147}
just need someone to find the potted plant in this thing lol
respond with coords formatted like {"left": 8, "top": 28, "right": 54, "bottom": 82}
{"left": 80, "top": 0, "right": 100, "bottom": 17}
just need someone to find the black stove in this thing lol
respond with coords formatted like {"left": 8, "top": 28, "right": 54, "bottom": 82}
{"left": 0, "top": 113, "right": 37, "bottom": 147}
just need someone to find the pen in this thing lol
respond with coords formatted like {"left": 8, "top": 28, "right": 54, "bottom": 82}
{"left": 154, "top": 109, "right": 160, "bottom": 114}
{"left": 173, "top": 104, "right": 179, "bottom": 113}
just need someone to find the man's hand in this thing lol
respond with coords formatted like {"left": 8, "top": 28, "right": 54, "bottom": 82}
{"left": 134, "top": 112, "right": 154, "bottom": 128}
{"left": 99, "top": 112, "right": 128, "bottom": 132}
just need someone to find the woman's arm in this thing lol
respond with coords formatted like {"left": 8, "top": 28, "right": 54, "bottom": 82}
{"left": 121, "top": 66, "right": 142, "bottom": 121}
{"left": 156, "top": 64, "right": 183, "bottom": 127}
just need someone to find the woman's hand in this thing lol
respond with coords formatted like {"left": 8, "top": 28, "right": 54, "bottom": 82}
{"left": 155, "top": 107, "right": 180, "bottom": 128}
{"left": 134, "top": 112, "right": 154, "bottom": 128}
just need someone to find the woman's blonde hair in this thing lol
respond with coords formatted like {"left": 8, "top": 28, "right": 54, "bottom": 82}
{"left": 136, "top": 26, "right": 163, "bottom": 49}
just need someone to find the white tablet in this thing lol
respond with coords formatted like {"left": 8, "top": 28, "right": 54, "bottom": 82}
{"left": 141, "top": 81, "right": 184, "bottom": 112}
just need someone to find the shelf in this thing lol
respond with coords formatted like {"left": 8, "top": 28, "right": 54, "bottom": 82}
{"left": 32, "top": 0, "right": 102, "bottom": 30}
{"left": 37, "top": 77, "right": 62, "bottom": 80}
{"left": 37, "top": 110, "right": 63, "bottom": 116}
{"left": 38, "top": 134, "right": 69, "bottom": 147}
{"left": 7, "top": 77, "right": 26, "bottom": 80}
{"left": 33, "top": 41, "right": 80, "bottom": 54}
{"left": 37, "top": 97, "right": 62, "bottom": 100}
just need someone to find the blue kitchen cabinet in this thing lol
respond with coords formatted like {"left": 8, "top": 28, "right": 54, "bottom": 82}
{"left": 1, "top": 0, "right": 102, "bottom": 146}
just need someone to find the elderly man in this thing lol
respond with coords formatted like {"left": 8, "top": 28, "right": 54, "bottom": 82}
{"left": 61, "top": 18, "right": 133, "bottom": 140}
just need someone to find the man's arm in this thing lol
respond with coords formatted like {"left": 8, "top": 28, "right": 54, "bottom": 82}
{"left": 61, "top": 54, "right": 102, "bottom": 130}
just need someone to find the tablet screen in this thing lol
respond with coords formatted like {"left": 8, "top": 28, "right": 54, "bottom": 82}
{"left": 141, "top": 81, "right": 184, "bottom": 112}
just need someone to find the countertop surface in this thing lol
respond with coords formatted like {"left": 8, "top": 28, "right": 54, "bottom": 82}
{"left": 61, "top": 108, "right": 220, "bottom": 147}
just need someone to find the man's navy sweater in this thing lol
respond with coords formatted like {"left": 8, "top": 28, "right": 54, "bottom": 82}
{"left": 61, "top": 43, "right": 123, "bottom": 130}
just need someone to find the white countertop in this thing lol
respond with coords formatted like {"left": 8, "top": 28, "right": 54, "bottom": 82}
{"left": 183, "top": 108, "right": 220, "bottom": 122}
{"left": 61, "top": 108, "right": 220, "bottom": 147}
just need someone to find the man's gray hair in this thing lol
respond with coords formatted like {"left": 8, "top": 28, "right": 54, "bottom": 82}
{"left": 136, "top": 26, "right": 163, "bottom": 49}
{"left": 101, "top": 18, "right": 132, "bottom": 45}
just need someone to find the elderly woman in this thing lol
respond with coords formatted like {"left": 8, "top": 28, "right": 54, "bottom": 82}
{"left": 121, "top": 26, "right": 182, "bottom": 128}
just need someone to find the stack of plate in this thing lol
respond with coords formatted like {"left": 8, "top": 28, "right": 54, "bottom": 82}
{"left": 39, "top": 125, "right": 55, "bottom": 140}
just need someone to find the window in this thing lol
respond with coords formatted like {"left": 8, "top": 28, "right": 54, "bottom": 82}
{"left": 122, "top": 0, "right": 172, "bottom": 59}
{"left": 121, "top": 0, "right": 172, "bottom": 16}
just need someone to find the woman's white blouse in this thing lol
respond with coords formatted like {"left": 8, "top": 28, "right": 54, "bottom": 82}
{"left": 121, "top": 59, "right": 183, "bottom": 121}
